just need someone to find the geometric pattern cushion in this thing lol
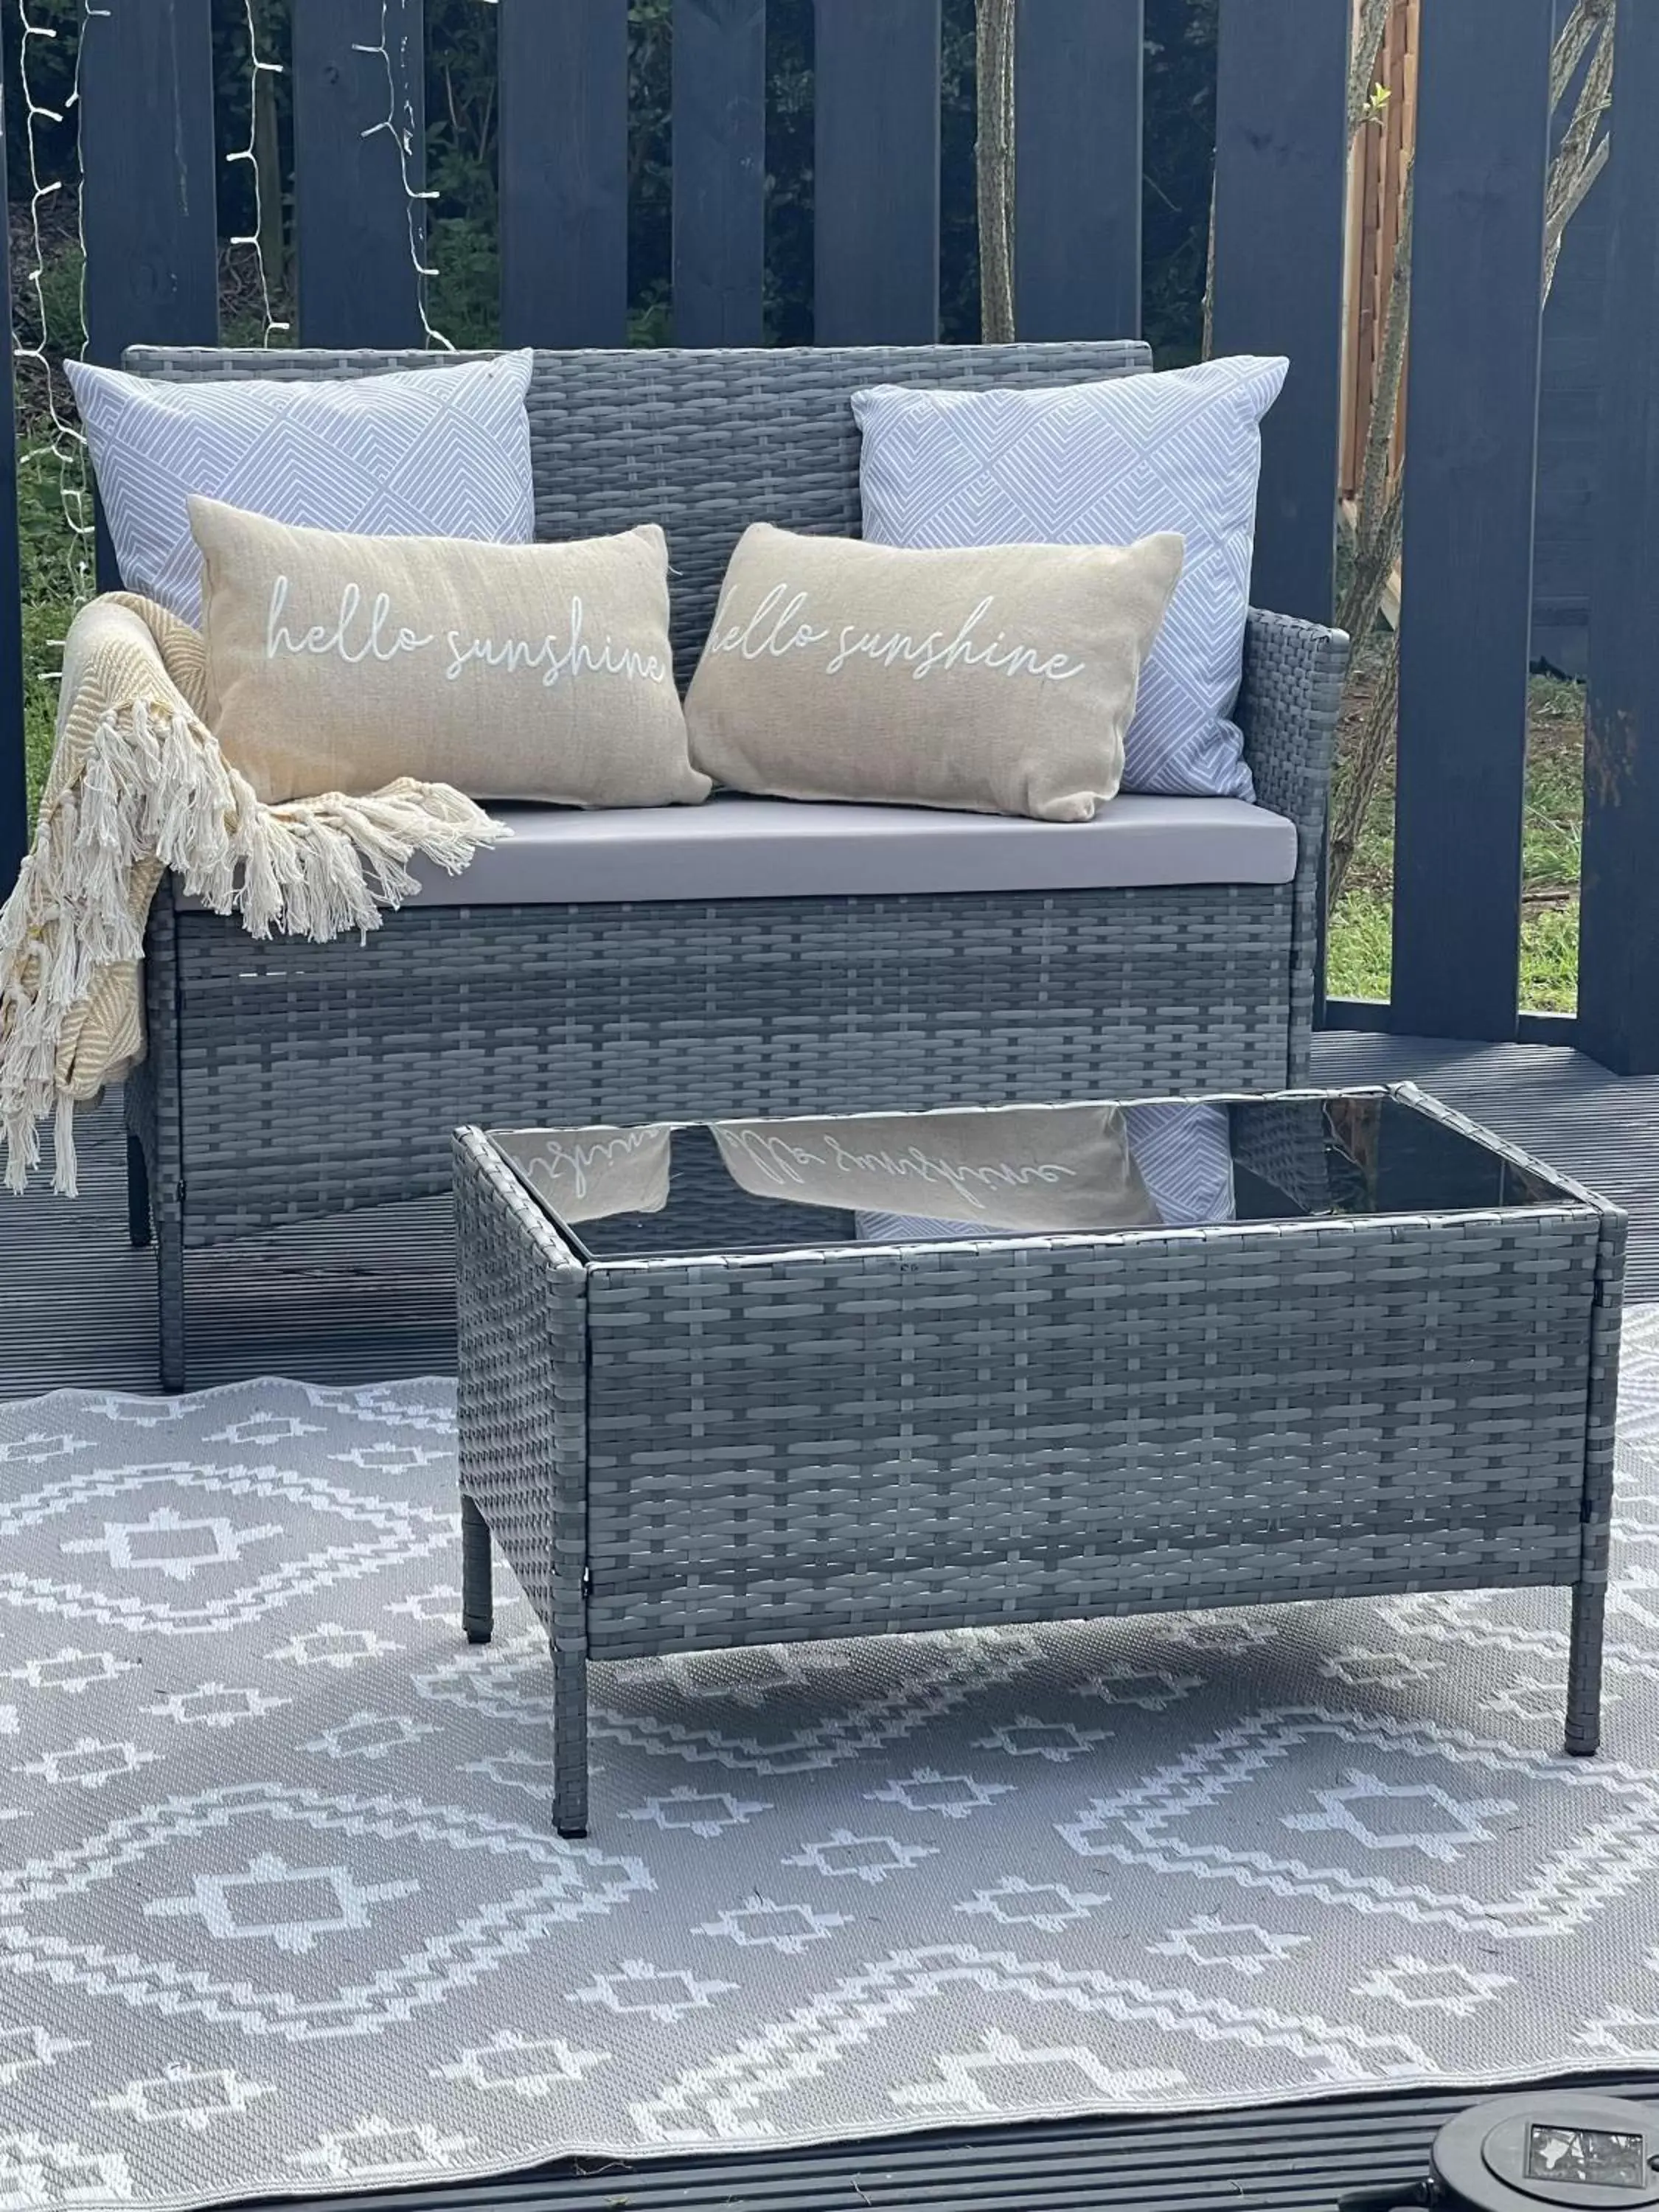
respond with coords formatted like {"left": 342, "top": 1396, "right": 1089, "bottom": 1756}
{"left": 66, "top": 350, "right": 536, "bottom": 625}
{"left": 853, "top": 356, "right": 1289, "bottom": 799}
{"left": 1122, "top": 1099, "right": 1236, "bottom": 1227}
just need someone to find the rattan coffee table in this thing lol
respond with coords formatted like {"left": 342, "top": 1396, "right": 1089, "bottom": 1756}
{"left": 452, "top": 1085, "right": 1624, "bottom": 1837}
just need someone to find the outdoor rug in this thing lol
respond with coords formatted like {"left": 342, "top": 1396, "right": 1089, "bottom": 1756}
{"left": 3, "top": 1312, "right": 1659, "bottom": 2209}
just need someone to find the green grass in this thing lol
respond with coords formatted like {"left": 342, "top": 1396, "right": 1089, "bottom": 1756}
{"left": 1325, "top": 657, "right": 1584, "bottom": 1016}
{"left": 23, "top": 582, "right": 78, "bottom": 811}
{"left": 17, "top": 445, "right": 94, "bottom": 823}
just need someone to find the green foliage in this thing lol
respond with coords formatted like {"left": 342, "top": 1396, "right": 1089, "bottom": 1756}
{"left": 15, "top": 463, "right": 85, "bottom": 827}
{"left": 1326, "top": 653, "right": 1585, "bottom": 1015}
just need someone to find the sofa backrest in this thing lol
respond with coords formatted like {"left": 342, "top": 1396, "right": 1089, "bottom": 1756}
{"left": 124, "top": 341, "right": 1150, "bottom": 683}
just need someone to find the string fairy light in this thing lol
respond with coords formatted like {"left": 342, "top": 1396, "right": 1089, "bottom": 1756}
{"left": 12, "top": 0, "right": 97, "bottom": 612}
{"left": 7, "top": 0, "right": 466, "bottom": 661}
{"left": 6, "top": 0, "right": 490, "bottom": 756}
{"left": 224, "top": 0, "right": 290, "bottom": 345}
{"left": 353, "top": 0, "right": 454, "bottom": 350}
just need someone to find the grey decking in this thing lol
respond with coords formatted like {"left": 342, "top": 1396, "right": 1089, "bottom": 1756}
{"left": 2, "top": 1033, "right": 1655, "bottom": 1402}
{"left": 229, "top": 2073, "right": 1659, "bottom": 2212}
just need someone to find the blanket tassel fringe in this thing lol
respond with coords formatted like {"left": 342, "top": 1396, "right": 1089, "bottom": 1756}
{"left": 1, "top": 694, "right": 508, "bottom": 1197}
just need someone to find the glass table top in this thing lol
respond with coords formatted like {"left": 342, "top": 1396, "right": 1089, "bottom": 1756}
{"left": 490, "top": 1091, "right": 1578, "bottom": 1265}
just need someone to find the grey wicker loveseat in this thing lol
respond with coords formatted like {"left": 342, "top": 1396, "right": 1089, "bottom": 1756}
{"left": 120, "top": 340, "right": 1349, "bottom": 1388}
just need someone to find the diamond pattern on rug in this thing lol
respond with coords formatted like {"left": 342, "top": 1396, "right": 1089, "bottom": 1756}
{"left": 0, "top": 1335, "right": 1656, "bottom": 2206}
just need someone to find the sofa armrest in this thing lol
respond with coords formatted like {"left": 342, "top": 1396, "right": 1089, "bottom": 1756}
{"left": 1236, "top": 608, "right": 1351, "bottom": 1085}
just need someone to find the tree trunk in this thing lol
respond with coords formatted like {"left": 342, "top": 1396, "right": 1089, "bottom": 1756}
{"left": 975, "top": 0, "right": 1017, "bottom": 342}
{"left": 1326, "top": 0, "right": 1616, "bottom": 924}
{"left": 253, "top": 21, "right": 285, "bottom": 301}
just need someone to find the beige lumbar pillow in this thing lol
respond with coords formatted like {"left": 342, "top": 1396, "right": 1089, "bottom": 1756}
{"left": 712, "top": 1102, "right": 1158, "bottom": 1234}
{"left": 685, "top": 521, "right": 1183, "bottom": 821}
{"left": 190, "top": 496, "right": 709, "bottom": 809}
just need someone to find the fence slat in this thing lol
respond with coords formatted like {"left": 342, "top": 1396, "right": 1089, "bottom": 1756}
{"left": 77, "top": 0, "right": 218, "bottom": 604}
{"left": 291, "top": 0, "right": 427, "bottom": 349}
{"left": 0, "top": 71, "right": 25, "bottom": 898}
{"left": 79, "top": 0, "right": 220, "bottom": 369}
{"left": 814, "top": 0, "right": 940, "bottom": 343}
{"left": 672, "top": 0, "right": 766, "bottom": 347}
{"left": 1579, "top": 5, "right": 1659, "bottom": 1076}
{"left": 1015, "top": 0, "right": 1143, "bottom": 341}
{"left": 1210, "top": 0, "right": 1349, "bottom": 624}
{"left": 499, "top": 0, "right": 629, "bottom": 348}
{"left": 1391, "top": 0, "right": 1552, "bottom": 1043}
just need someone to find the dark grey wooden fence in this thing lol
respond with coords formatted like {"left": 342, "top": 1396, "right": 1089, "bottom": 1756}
{"left": 1209, "top": 0, "right": 1348, "bottom": 629}
{"left": 1579, "top": 0, "right": 1659, "bottom": 1078}
{"left": 1393, "top": 0, "right": 1553, "bottom": 1046}
{"left": 0, "top": 0, "right": 1652, "bottom": 1072}
{"left": 500, "top": 1, "right": 627, "bottom": 348}
{"left": 0, "top": 69, "right": 22, "bottom": 900}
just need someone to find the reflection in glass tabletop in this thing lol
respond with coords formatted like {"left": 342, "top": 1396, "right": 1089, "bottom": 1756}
{"left": 489, "top": 1090, "right": 1577, "bottom": 1265}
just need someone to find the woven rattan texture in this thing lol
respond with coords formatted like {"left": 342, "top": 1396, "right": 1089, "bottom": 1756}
{"left": 453, "top": 1125, "right": 591, "bottom": 1829}
{"left": 154, "top": 883, "right": 1294, "bottom": 1240}
{"left": 122, "top": 341, "right": 1347, "bottom": 1387}
{"left": 577, "top": 1208, "right": 1600, "bottom": 1657}
{"left": 1570, "top": 1206, "right": 1626, "bottom": 1749}
{"left": 1234, "top": 611, "right": 1347, "bottom": 1083}
{"left": 127, "top": 341, "right": 1149, "bottom": 678}
{"left": 452, "top": 1085, "right": 1622, "bottom": 1830}
{"left": 453, "top": 1126, "right": 585, "bottom": 1632}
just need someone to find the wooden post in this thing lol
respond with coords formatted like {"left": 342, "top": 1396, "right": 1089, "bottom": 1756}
{"left": 814, "top": 0, "right": 941, "bottom": 344}
{"left": 1579, "top": 2, "right": 1659, "bottom": 1075}
{"left": 75, "top": 0, "right": 218, "bottom": 1235}
{"left": 291, "top": 0, "right": 428, "bottom": 349}
{"left": 80, "top": 0, "right": 220, "bottom": 370}
{"left": 672, "top": 0, "right": 767, "bottom": 347}
{"left": 1391, "top": 0, "right": 1552, "bottom": 1042}
{"left": 498, "top": 0, "right": 630, "bottom": 347}
{"left": 0, "top": 69, "right": 26, "bottom": 899}
{"left": 1211, "top": 0, "right": 1350, "bottom": 625}
{"left": 78, "top": 0, "right": 219, "bottom": 596}
{"left": 1015, "top": 0, "right": 1144, "bottom": 341}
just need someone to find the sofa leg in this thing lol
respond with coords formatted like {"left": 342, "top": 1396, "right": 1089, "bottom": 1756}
{"left": 156, "top": 1214, "right": 188, "bottom": 1394}
{"left": 460, "top": 1494, "right": 493, "bottom": 1644}
{"left": 126, "top": 1132, "right": 153, "bottom": 1249}
{"left": 554, "top": 1633, "right": 589, "bottom": 1838}
{"left": 1565, "top": 1579, "right": 1604, "bottom": 1757}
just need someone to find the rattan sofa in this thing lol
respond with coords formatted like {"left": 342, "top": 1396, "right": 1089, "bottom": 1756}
{"left": 119, "top": 340, "right": 1349, "bottom": 1388}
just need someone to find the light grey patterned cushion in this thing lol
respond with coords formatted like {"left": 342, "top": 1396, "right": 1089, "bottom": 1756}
{"left": 1123, "top": 1101, "right": 1235, "bottom": 1228}
{"left": 852, "top": 357, "right": 1289, "bottom": 799}
{"left": 66, "top": 350, "right": 536, "bottom": 625}
{"left": 854, "top": 1209, "right": 986, "bottom": 1243}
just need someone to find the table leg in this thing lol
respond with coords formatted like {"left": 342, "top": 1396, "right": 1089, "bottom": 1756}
{"left": 554, "top": 1635, "right": 588, "bottom": 1838}
{"left": 1565, "top": 1578, "right": 1604, "bottom": 1756}
{"left": 126, "top": 1131, "right": 153, "bottom": 1248}
{"left": 460, "top": 1494, "right": 493, "bottom": 1646}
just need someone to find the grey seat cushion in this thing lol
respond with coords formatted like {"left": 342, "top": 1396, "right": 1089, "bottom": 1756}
{"left": 177, "top": 793, "right": 1297, "bottom": 911}
{"left": 409, "top": 793, "right": 1296, "bottom": 905}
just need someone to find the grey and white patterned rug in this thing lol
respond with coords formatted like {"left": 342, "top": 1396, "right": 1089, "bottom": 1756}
{"left": 4, "top": 1312, "right": 1659, "bottom": 2209}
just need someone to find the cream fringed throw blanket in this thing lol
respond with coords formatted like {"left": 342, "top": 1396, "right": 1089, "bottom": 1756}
{"left": 0, "top": 593, "right": 508, "bottom": 1196}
